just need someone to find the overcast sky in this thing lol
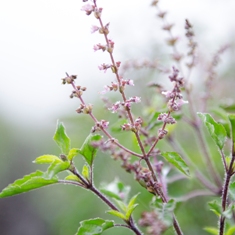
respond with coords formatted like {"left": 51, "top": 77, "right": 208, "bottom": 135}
{"left": 0, "top": 0, "right": 234, "bottom": 126}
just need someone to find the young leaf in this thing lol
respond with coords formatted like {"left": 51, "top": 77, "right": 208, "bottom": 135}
{"left": 45, "top": 160, "right": 70, "bottom": 179}
{"left": 67, "top": 148, "right": 79, "bottom": 161}
{"left": 198, "top": 112, "right": 227, "bottom": 150}
{"left": 65, "top": 174, "right": 81, "bottom": 182}
{"left": 33, "top": 155, "right": 62, "bottom": 164}
{"left": 125, "top": 193, "right": 140, "bottom": 219}
{"left": 106, "top": 210, "right": 127, "bottom": 220}
{"left": 75, "top": 218, "right": 114, "bottom": 235}
{"left": 152, "top": 197, "right": 176, "bottom": 226}
{"left": 79, "top": 134, "right": 102, "bottom": 166}
{"left": 113, "top": 198, "right": 128, "bottom": 212}
{"left": 100, "top": 179, "right": 130, "bottom": 202}
{"left": 208, "top": 200, "right": 221, "bottom": 216}
{"left": 226, "top": 225, "right": 235, "bottom": 235}
{"left": 222, "top": 204, "right": 234, "bottom": 219}
{"left": 53, "top": 121, "right": 71, "bottom": 155}
{"left": 204, "top": 227, "right": 219, "bottom": 235}
{"left": 229, "top": 181, "right": 235, "bottom": 201}
{"left": 161, "top": 152, "right": 190, "bottom": 176}
{"left": 82, "top": 164, "right": 90, "bottom": 180}
{"left": 228, "top": 114, "right": 235, "bottom": 151}
{"left": 0, "top": 171, "right": 58, "bottom": 198}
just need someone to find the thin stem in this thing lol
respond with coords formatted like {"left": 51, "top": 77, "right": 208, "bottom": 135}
{"left": 219, "top": 141, "right": 235, "bottom": 235}
{"left": 173, "top": 216, "right": 184, "bottom": 235}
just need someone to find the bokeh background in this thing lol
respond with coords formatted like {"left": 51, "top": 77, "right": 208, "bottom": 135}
{"left": 0, "top": 0, "right": 235, "bottom": 234}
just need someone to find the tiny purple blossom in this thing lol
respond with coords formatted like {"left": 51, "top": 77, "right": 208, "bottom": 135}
{"left": 81, "top": 4, "right": 94, "bottom": 15}
{"left": 177, "top": 99, "right": 188, "bottom": 107}
{"left": 109, "top": 101, "right": 121, "bottom": 113}
{"left": 129, "top": 96, "right": 141, "bottom": 103}
{"left": 100, "top": 85, "right": 110, "bottom": 94}
{"left": 98, "top": 63, "right": 111, "bottom": 73}
{"left": 100, "top": 120, "right": 109, "bottom": 129}
{"left": 126, "top": 79, "right": 134, "bottom": 86}
{"left": 91, "top": 25, "right": 99, "bottom": 34}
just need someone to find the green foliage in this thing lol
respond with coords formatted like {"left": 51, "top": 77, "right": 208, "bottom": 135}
{"left": 107, "top": 193, "right": 140, "bottom": 221}
{"left": 82, "top": 164, "right": 90, "bottom": 180}
{"left": 33, "top": 154, "right": 62, "bottom": 164}
{"left": 208, "top": 200, "right": 221, "bottom": 217}
{"left": 53, "top": 121, "right": 71, "bottom": 155}
{"left": 161, "top": 152, "right": 190, "bottom": 176}
{"left": 75, "top": 218, "right": 114, "bottom": 235}
{"left": 204, "top": 227, "right": 218, "bottom": 235}
{"left": 198, "top": 112, "right": 227, "bottom": 150}
{"left": 68, "top": 148, "right": 80, "bottom": 161}
{"left": 152, "top": 197, "right": 176, "bottom": 226}
{"left": 100, "top": 179, "right": 130, "bottom": 202}
{"left": 78, "top": 133, "right": 102, "bottom": 166}
{"left": 45, "top": 160, "right": 70, "bottom": 179}
{"left": 0, "top": 171, "right": 58, "bottom": 198}
{"left": 228, "top": 114, "right": 235, "bottom": 151}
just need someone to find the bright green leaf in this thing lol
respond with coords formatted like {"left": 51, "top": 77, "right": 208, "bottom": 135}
{"left": 208, "top": 200, "right": 221, "bottom": 216}
{"left": 33, "top": 155, "right": 62, "bottom": 164}
{"left": 67, "top": 148, "right": 79, "bottom": 161}
{"left": 65, "top": 174, "right": 81, "bottom": 182}
{"left": 198, "top": 112, "right": 227, "bottom": 150}
{"left": 0, "top": 171, "right": 58, "bottom": 198}
{"left": 223, "top": 204, "right": 234, "bottom": 219}
{"left": 45, "top": 161, "right": 70, "bottom": 179}
{"left": 204, "top": 227, "right": 219, "bottom": 235}
{"left": 107, "top": 210, "right": 127, "bottom": 220}
{"left": 228, "top": 114, "right": 235, "bottom": 152}
{"left": 75, "top": 218, "right": 114, "bottom": 235}
{"left": 79, "top": 134, "right": 102, "bottom": 166}
{"left": 125, "top": 204, "right": 138, "bottom": 220}
{"left": 161, "top": 152, "right": 190, "bottom": 176}
{"left": 82, "top": 164, "right": 90, "bottom": 180}
{"left": 127, "top": 193, "right": 140, "bottom": 211}
{"left": 53, "top": 121, "right": 71, "bottom": 155}
{"left": 229, "top": 182, "right": 235, "bottom": 201}
{"left": 226, "top": 225, "right": 235, "bottom": 235}
{"left": 113, "top": 198, "right": 128, "bottom": 212}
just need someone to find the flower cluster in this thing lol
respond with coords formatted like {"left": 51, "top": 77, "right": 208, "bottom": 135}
{"left": 109, "top": 96, "right": 141, "bottom": 113}
{"left": 161, "top": 67, "right": 188, "bottom": 112}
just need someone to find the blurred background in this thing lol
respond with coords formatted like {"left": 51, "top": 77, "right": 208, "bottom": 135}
{"left": 0, "top": 0, "right": 235, "bottom": 234}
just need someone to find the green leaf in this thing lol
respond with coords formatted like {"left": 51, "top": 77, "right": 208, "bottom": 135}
{"left": 79, "top": 134, "right": 102, "bottom": 166}
{"left": 106, "top": 210, "right": 127, "bottom": 220}
{"left": 53, "top": 121, "right": 71, "bottom": 155}
{"left": 228, "top": 114, "right": 235, "bottom": 152}
{"left": 223, "top": 204, "right": 234, "bottom": 219}
{"left": 126, "top": 194, "right": 139, "bottom": 219}
{"left": 220, "top": 103, "right": 235, "bottom": 112}
{"left": 33, "top": 155, "right": 62, "bottom": 164}
{"left": 0, "top": 171, "right": 58, "bottom": 198}
{"left": 45, "top": 160, "right": 70, "bottom": 179}
{"left": 82, "top": 164, "right": 90, "bottom": 180}
{"left": 113, "top": 198, "right": 128, "bottom": 212}
{"left": 226, "top": 225, "right": 235, "bottom": 235}
{"left": 208, "top": 200, "right": 221, "bottom": 216}
{"left": 204, "top": 227, "right": 219, "bottom": 235}
{"left": 67, "top": 148, "right": 79, "bottom": 161}
{"left": 100, "top": 179, "right": 130, "bottom": 202}
{"left": 152, "top": 197, "right": 176, "bottom": 226}
{"left": 65, "top": 174, "right": 81, "bottom": 182}
{"left": 161, "top": 152, "right": 190, "bottom": 176}
{"left": 198, "top": 112, "right": 227, "bottom": 150}
{"left": 229, "top": 182, "right": 235, "bottom": 201}
{"left": 75, "top": 218, "right": 114, "bottom": 235}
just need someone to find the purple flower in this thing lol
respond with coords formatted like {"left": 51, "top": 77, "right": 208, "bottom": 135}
{"left": 91, "top": 25, "right": 99, "bottom": 34}
{"left": 81, "top": 4, "right": 94, "bottom": 15}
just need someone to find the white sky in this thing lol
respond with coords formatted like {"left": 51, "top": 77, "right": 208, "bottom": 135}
{"left": 0, "top": 0, "right": 235, "bottom": 126}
